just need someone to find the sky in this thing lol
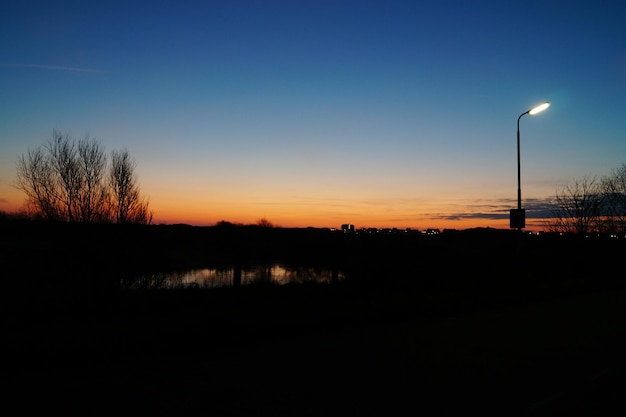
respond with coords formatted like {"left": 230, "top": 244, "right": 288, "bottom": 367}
{"left": 1, "top": 0, "right": 625, "bottom": 231}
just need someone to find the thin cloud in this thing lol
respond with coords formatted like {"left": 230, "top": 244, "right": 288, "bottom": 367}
{"left": 432, "top": 196, "right": 556, "bottom": 221}
{"left": 1, "top": 64, "right": 107, "bottom": 73}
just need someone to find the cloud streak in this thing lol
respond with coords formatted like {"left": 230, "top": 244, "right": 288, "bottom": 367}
{"left": 435, "top": 196, "right": 556, "bottom": 221}
{"left": 1, "top": 64, "right": 107, "bottom": 73}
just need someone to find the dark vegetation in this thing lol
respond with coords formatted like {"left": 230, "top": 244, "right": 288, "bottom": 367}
{"left": 3, "top": 218, "right": 625, "bottom": 415}
{"left": 3, "top": 216, "right": 624, "bottom": 328}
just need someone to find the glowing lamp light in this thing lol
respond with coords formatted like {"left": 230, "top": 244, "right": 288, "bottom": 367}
{"left": 528, "top": 102, "right": 550, "bottom": 115}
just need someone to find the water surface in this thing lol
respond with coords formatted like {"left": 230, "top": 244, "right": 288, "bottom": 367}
{"left": 131, "top": 263, "right": 344, "bottom": 289}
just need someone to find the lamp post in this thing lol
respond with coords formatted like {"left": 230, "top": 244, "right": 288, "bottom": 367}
{"left": 510, "top": 101, "right": 550, "bottom": 230}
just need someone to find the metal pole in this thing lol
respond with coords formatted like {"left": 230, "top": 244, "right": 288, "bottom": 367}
{"left": 517, "top": 114, "right": 524, "bottom": 210}
{"left": 516, "top": 111, "right": 529, "bottom": 231}
{"left": 512, "top": 102, "right": 549, "bottom": 231}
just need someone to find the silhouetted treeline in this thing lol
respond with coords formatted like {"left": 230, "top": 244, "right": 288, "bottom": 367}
{"left": 2, "top": 217, "right": 624, "bottom": 300}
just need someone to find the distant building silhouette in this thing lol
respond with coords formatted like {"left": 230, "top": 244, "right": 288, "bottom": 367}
{"left": 341, "top": 224, "right": 355, "bottom": 234}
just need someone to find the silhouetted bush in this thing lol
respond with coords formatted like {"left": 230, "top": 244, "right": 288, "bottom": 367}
{"left": 2, "top": 218, "right": 624, "bottom": 317}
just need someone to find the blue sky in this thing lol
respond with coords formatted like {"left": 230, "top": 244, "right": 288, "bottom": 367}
{"left": 1, "top": 0, "right": 625, "bottom": 230}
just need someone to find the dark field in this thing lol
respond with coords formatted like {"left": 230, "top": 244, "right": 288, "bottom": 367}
{"left": 2, "top": 220, "right": 625, "bottom": 415}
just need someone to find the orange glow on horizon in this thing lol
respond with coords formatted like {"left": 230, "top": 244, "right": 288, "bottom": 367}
{"left": 3, "top": 187, "right": 545, "bottom": 232}
{"left": 151, "top": 210, "right": 544, "bottom": 233}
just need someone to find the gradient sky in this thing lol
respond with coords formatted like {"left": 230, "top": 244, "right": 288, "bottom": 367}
{"left": 1, "top": 0, "right": 625, "bottom": 231}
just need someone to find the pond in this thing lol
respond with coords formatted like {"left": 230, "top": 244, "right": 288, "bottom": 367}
{"left": 128, "top": 263, "right": 344, "bottom": 289}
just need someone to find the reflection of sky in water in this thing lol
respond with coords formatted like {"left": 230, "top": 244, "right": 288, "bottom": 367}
{"left": 159, "top": 264, "right": 344, "bottom": 288}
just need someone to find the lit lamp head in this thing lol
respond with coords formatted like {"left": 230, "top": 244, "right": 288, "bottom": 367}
{"left": 528, "top": 102, "right": 550, "bottom": 115}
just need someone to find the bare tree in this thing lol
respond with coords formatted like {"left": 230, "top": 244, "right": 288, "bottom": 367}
{"left": 76, "top": 136, "right": 111, "bottom": 223}
{"left": 545, "top": 174, "right": 603, "bottom": 235}
{"left": 110, "top": 149, "right": 152, "bottom": 224}
{"left": 599, "top": 163, "right": 626, "bottom": 235}
{"left": 16, "top": 146, "right": 61, "bottom": 220}
{"left": 256, "top": 217, "right": 275, "bottom": 227}
{"left": 15, "top": 130, "right": 152, "bottom": 224}
{"left": 45, "top": 130, "right": 82, "bottom": 222}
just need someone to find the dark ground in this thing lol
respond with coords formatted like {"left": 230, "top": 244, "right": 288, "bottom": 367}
{"left": 2, "top": 221, "right": 626, "bottom": 416}
{"left": 3, "top": 285, "right": 626, "bottom": 416}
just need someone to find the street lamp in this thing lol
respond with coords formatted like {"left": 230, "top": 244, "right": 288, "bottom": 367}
{"left": 510, "top": 101, "right": 550, "bottom": 230}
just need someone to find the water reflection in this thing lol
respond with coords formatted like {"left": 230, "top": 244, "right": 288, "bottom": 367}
{"left": 130, "top": 264, "right": 344, "bottom": 289}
